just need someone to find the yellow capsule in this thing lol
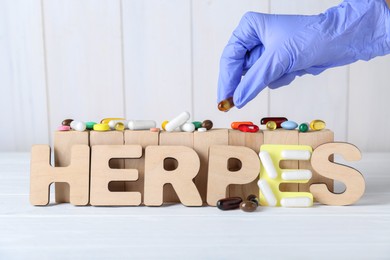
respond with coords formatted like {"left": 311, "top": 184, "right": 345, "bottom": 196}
{"left": 310, "top": 120, "right": 326, "bottom": 131}
{"left": 218, "top": 97, "right": 234, "bottom": 112}
{"left": 100, "top": 118, "right": 125, "bottom": 125}
{"left": 266, "top": 121, "right": 277, "bottom": 130}
{"left": 114, "top": 122, "right": 125, "bottom": 131}
{"left": 93, "top": 123, "right": 110, "bottom": 131}
{"left": 161, "top": 120, "right": 169, "bottom": 131}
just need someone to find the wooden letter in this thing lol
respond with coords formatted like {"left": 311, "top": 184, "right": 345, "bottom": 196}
{"left": 310, "top": 142, "right": 365, "bottom": 206}
{"left": 90, "top": 145, "right": 142, "bottom": 206}
{"left": 30, "top": 144, "right": 90, "bottom": 206}
{"left": 207, "top": 145, "right": 260, "bottom": 206}
{"left": 144, "top": 146, "right": 202, "bottom": 206}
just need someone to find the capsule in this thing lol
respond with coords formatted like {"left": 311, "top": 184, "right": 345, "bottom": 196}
{"left": 218, "top": 97, "right": 234, "bottom": 112}
{"left": 238, "top": 124, "right": 259, "bottom": 133}
{"left": 310, "top": 120, "right": 326, "bottom": 131}
{"left": 247, "top": 194, "right": 259, "bottom": 206}
{"left": 100, "top": 118, "right": 125, "bottom": 125}
{"left": 109, "top": 120, "right": 129, "bottom": 130}
{"left": 85, "top": 122, "right": 97, "bottom": 130}
{"left": 266, "top": 121, "right": 277, "bottom": 130}
{"left": 165, "top": 112, "right": 190, "bottom": 132}
{"left": 192, "top": 121, "right": 202, "bottom": 130}
{"left": 240, "top": 200, "right": 258, "bottom": 212}
{"left": 128, "top": 120, "right": 156, "bottom": 130}
{"left": 62, "top": 119, "right": 73, "bottom": 126}
{"left": 161, "top": 120, "right": 169, "bottom": 131}
{"left": 114, "top": 122, "right": 125, "bottom": 131}
{"left": 231, "top": 121, "right": 253, "bottom": 129}
{"left": 299, "top": 123, "right": 309, "bottom": 133}
{"left": 217, "top": 197, "right": 242, "bottom": 210}
{"left": 281, "top": 120, "right": 298, "bottom": 130}
{"left": 202, "top": 120, "right": 213, "bottom": 130}
{"left": 260, "top": 117, "right": 288, "bottom": 128}
{"left": 280, "top": 197, "right": 313, "bottom": 207}
{"left": 93, "top": 123, "right": 110, "bottom": 131}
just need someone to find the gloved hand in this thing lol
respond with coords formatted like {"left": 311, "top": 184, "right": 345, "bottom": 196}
{"left": 218, "top": 0, "right": 390, "bottom": 109}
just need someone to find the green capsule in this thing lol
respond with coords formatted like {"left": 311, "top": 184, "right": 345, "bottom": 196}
{"left": 299, "top": 123, "right": 309, "bottom": 133}
{"left": 86, "top": 121, "right": 97, "bottom": 130}
{"left": 192, "top": 121, "right": 202, "bottom": 130}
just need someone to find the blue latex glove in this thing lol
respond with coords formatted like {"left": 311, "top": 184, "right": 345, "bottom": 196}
{"left": 218, "top": 0, "right": 390, "bottom": 109}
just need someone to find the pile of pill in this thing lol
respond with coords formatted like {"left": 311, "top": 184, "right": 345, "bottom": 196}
{"left": 217, "top": 195, "right": 259, "bottom": 212}
{"left": 259, "top": 117, "right": 326, "bottom": 132}
{"left": 57, "top": 112, "right": 214, "bottom": 133}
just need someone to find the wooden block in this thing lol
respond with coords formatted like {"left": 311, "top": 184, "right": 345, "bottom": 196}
{"left": 144, "top": 146, "right": 202, "bottom": 206}
{"left": 193, "top": 129, "right": 229, "bottom": 203}
{"left": 54, "top": 131, "right": 89, "bottom": 203}
{"left": 90, "top": 131, "right": 125, "bottom": 191}
{"left": 31, "top": 144, "right": 90, "bottom": 206}
{"left": 299, "top": 129, "right": 334, "bottom": 195}
{"left": 228, "top": 130, "right": 263, "bottom": 199}
{"left": 310, "top": 142, "right": 365, "bottom": 206}
{"left": 124, "top": 130, "right": 159, "bottom": 203}
{"left": 207, "top": 145, "right": 260, "bottom": 206}
{"left": 159, "top": 131, "right": 193, "bottom": 203}
{"left": 263, "top": 129, "right": 299, "bottom": 192}
{"left": 90, "top": 145, "right": 142, "bottom": 206}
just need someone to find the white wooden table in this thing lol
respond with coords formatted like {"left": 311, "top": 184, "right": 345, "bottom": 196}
{"left": 0, "top": 152, "right": 389, "bottom": 259}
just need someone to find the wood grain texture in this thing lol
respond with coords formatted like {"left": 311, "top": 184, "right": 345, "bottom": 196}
{"left": 31, "top": 144, "right": 90, "bottom": 205}
{"left": 228, "top": 130, "right": 263, "bottom": 198}
{"left": 90, "top": 145, "right": 142, "bottom": 206}
{"left": 268, "top": 0, "right": 348, "bottom": 142}
{"left": 122, "top": 0, "right": 192, "bottom": 125}
{"left": 192, "top": 0, "right": 269, "bottom": 128}
{"left": 0, "top": 0, "right": 49, "bottom": 152}
{"left": 124, "top": 130, "right": 159, "bottom": 203}
{"left": 43, "top": 0, "right": 124, "bottom": 146}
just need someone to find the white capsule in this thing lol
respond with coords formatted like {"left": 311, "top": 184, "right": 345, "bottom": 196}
{"left": 259, "top": 151, "right": 278, "bottom": 179}
{"left": 257, "top": 179, "right": 277, "bottom": 206}
{"left": 281, "top": 170, "right": 312, "bottom": 181}
{"left": 128, "top": 120, "right": 156, "bottom": 130}
{"left": 180, "top": 122, "right": 195, "bottom": 132}
{"left": 71, "top": 121, "right": 86, "bottom": 132}
{"left": 197, "top": 127, "right": 207, "bottom": 132}
{"left": 280, "top": 197, "right": 313, "bottom": 207}
{"left": 109, "top": 120, "right": 129, "bottom": 130}
{"left": 165, "top": 111, "right": 190, "bottom": 132}
{"left": 281, "top": 150, "right": 311, "bottom": 160}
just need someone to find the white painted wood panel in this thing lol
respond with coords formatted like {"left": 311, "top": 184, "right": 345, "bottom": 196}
{"left": 192, "top": 0, "right": 269, "bottom": 128}
{"left": 268, "top": 0, "right": 348, "bottom": 142}
{"left": 43, "top": 0, "right": 124, "bottom": 144}
{"left": 349, "top": 58, "right": 390, "bottom": 152}
{"left": 122, "top": 0, "right": 192, "bottom": 125}
{"left": 0, "top": 0, "right": 49, "bottom": 152}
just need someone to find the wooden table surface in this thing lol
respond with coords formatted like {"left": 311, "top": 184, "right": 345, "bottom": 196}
{"left": 0, "top": 152, "right": 389, "bottom": 259}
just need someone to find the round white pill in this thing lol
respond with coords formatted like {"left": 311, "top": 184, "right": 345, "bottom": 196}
{"left": 197, "top": 127, "right": 207, "bottom": 132}
{"left": 71, "top": 121, "right": 86, "bottom": 132}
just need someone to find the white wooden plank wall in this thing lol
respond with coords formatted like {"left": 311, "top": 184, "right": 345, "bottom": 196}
{"left": 1, "top": 0, "right": 390, "bottom": 152}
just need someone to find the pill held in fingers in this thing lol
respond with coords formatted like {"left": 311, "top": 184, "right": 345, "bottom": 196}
{"left": 218, "top": 97, "right": 234, "bottom": 112}
{"left": 217, "top": 197, "right": 243, "bottom": 210}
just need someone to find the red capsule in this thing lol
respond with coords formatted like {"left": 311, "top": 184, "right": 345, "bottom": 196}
{"left": 238, "top": 124, "right": 259, "bottom": 133}
{"left": 260, "top": 117, "right": 288, "bottom": 128}
{"left": 217, "top": 197, "right": 243, "bottom": 210}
